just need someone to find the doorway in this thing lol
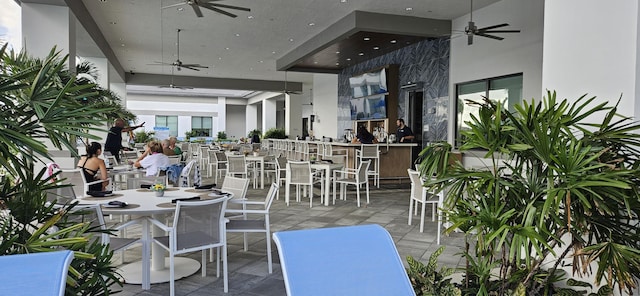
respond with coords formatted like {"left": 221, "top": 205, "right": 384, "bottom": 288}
{"left": 408, "top": 91, "right": 423, "bottom": 164}
{"left": 302, "top": 118, "right": 309, "bottom": 138}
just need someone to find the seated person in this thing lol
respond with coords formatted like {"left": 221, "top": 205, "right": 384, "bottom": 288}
{"left": 161, "top": 139, "right": 176, "bottom": 156}
{"left": 134, "top": 140, "right": 171, "bottom": 177}
{"left": 169, "top": 136, "right": 182, "bottom": 155}
{"left": 352, "top": 127, "right": 378, "bottom": 144}
{"left": 76, "top": 142, "right": 109, "bottom": 191}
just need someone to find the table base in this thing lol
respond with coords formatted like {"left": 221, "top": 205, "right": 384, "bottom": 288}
{"left": 118, "top": 257, "right": 200, "bottom": 285}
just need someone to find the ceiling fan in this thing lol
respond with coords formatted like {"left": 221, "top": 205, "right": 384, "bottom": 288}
{"left": 464, "top": 0, "right": 520, "bottom": 45}
{"left": 283, "top": 71, "right": 303, "bottom": 95}
{"left": 162, "top": 0, "right": 250, "bottom": 18}
{"left": 149, "top": 29, "right": 208, "bottom": 71}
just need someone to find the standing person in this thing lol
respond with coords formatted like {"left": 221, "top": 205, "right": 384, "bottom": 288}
{"left": 76, "top": 142, "right": 109, "bottom": 191}
{"left": 134, "top": 140, "right": 171, "bottom": 177}
{"left": 104, "top": 118, "right": 144, "bottom": 162}
{"left": 395, "top": 119, "right": 415, "bottom": 143}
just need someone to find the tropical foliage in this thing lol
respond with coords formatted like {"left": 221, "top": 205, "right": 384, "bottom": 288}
{"left": 407, "top": 246, "right": 461, "bottom": 296}
{"left": 418, "top": 91, "right": 640, "bottom": 295}
{"left": 0, "top": 44, "right": 129, "bottom": 294}
{"left": 263, "top": 127, "right": 287, "bottom": 139}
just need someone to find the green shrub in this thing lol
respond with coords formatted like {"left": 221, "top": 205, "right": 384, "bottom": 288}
{"left": 406, "top": 246, "right": 461, "bottom": 296}
{"left": 263, "top": 128, "right": 286, "bottom": 139}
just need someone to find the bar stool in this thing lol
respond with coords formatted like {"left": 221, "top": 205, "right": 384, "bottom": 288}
{"left": 356, "top": 144, "right": 380, "bottom": 188}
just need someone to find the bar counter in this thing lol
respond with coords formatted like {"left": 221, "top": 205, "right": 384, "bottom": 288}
{"left": 314, "top": 141, "right": 417, "bottom": 180}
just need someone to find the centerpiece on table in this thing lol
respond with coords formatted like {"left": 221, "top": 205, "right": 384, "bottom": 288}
{"left": 151, "top": 183, "right": 166, "bottom": 197}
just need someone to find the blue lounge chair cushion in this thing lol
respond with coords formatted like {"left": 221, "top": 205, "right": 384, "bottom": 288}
{"left": 0, "top": 250, "right": 74, "bottom": 296}
{"left": 273, "top": 224, "right": 415, "bottom": 296}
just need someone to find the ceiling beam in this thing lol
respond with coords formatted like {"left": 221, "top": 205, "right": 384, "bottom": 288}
{"left": 126, "top": 73, "right": 303, "bottom": 93}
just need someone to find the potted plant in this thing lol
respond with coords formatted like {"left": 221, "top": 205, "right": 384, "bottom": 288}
{"left": 418, "top": 91, "right": 640, "bottom": 295}
{"left": 0, "top": 45, "right": 130, "bottom": 294}
{"left": 151, "top": 182, "right": 166, "bottom": 197}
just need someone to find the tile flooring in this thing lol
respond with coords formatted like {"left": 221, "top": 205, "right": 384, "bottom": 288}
{"left": 113, "top": 178, "right": 465, "bottom": 296}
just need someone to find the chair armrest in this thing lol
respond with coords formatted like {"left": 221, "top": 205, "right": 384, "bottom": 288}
{"left": 148, "top": 217, "right": 171, "bottom": 232}
{"left": 333, "top": 170, "right": 356, "bottom": 178}
{"left": 225, "top": 209, "right": 267, "bottom": 215}
{"left": 112, "top": 218, "right": 142, "bottom": 230}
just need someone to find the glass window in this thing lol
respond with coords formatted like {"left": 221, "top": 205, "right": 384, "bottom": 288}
{"left": 455, "top": 74, "right": 523, "bottom": 148}
{"left": 155, "top": 115, "right": 178, "bottom": 137}
{"left": 192, "top": 116, "right": 212, "bottom": 137}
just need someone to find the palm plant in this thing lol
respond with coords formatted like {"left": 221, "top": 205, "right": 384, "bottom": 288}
{"left": 418, "top": 91, "right": 640, "bottom": 295}
{"left": 0, "top": 44, "right": 131, "bottom": 294}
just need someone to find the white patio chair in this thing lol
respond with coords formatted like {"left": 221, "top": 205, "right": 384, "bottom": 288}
{"left": 211, "top": 151, "right": 228, "bottom": 182}
{"left": 59, "top": 169, "right": 109, "bottom": 197}
{"left": 150, "top": 196, "right": 231, "bottom": 295}
{"left": 273, "top": 224, "right": 414, "bottom": 296}
{"left": 226, "top": 183, "right": 279, "bottom": 274}
{"left": 0, "top": 250, "right": 74, "bottom": 296}
{"left": 285, "top": 160, "right": 323, "bottom": 207}
{"left": 332, "top": 160, "right": 371, "bottom": 207}
{"left": 407, "top": 169, "right": 444, "bottom": 244}
{"left": 356, "top": 144, "right": 380, "bottom": 187}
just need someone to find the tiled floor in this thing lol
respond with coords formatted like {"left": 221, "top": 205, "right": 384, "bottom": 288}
{"left": 113, "top": 177, "right": 465, "bottom": 296}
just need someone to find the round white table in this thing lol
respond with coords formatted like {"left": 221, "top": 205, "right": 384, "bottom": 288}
{"left": 79, "top": 187, "right": 230, "bottom": 290}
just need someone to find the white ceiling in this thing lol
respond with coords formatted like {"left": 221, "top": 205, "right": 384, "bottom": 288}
{"left": 73, "top": 0, "right": 500, "bottom": 87}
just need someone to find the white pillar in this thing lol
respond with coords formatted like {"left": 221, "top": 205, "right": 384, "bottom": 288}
{"left": 285, "top": 93, "right": 303, "bottom": 139}
{"left": 246, "top": 104, "right": 258, "bottom": 135}
{"left": 21, "top": 3, "right": 76, "bottom": 71}
{"left": 218, "top": 97, "right": 227, "bottom": 133}
{"left": 263, "top": 98, "right": 277, "bottom": 132}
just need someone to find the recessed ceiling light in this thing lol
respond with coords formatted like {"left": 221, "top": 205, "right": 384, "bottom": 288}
{"left": 259, "top": 60, "right": 264, "bottom": 63}
{"left": 235, "top": 33, "right": 240, "bottom": 37}
{"left": 109, "top": 21, "right": 117, "bottom": 25}
{"left": 272, "top": 51, "right": 276, "bottom": 54}
{"left": 335, "top": 62, "right": 340, "bottom": 65}
{"left": 314, "top": 61, "right": 318, "bottom": 64}
{"left": 390, "top": 40, "right": 397, "bottom": 44}
{"left": 177, "top": 7, "right": 184, "bottom": 11}
{"left": 340, "top": 0, "right": 347, "bottom": 3}
{"left": 405, "top": 7, "right": 413, "bottom": 11}
{"left": 289, "top": 38, "right": 294, "bottom": 42}
{"left": 308, "top": 22, "right": 315, "bottom": 26}
{"left": 346, "top": 58, "right": 351, "bottom": 61}
{"left": 120, "top": 43, "right": 125, "bottom": 47}
{"left": 336, "top": 51, "right": 340, "bottom": 54}
{"left": 358, "top": 52, "right": 364, "bottom": 56}
{"left": 250, "top": 67, "right": 254, "bottom": 71}
{"left": 100, "top": 0, "right": 106, "bottom": 2}
{"left": 363, "top": 37, "right": 370, "bottom": 41}
{"left": 373, "top": 46, "right": 380, "bottom": 50}
{"left": 247, "top": 15, "right": 254, "bottom": 19}
{"left": 225, "top": 47, "right": 230, "bottom": 50}
{"left": 218, "top": 57, "right": 222, "bottom": 60}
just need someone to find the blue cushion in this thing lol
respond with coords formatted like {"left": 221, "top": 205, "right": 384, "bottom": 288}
{"left": 0, "top": 250, "right": 74, "bottom": 296}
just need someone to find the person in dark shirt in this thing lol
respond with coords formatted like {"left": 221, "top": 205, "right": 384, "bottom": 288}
{"left": 396, "top": 119, "right": 415, "bottom": 143}
{"left": 104, "top": 118, "right": 144, "bottom": 162}
{"left": 352, "top": 126, "right": 378, "bottom": 144}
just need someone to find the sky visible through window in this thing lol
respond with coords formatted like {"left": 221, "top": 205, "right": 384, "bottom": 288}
{"left": 0, "top": 0, "right": 21, "bottom": 51}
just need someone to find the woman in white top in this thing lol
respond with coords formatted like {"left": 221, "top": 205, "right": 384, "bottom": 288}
{"left": 134, "top": 140, "right": 171, "bottom": 176}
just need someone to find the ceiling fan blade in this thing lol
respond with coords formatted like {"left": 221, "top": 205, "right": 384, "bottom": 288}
{"left": 200, "top": 3, "right": 238, "bottom": 17}
{"left": 482, "top": 29, "right": 521, "bottom": 34}
{"left": 475, "top": 33, "right": 504, "bottom": 40}
{"left": 148, "top": 61, "right": 172, "bottom": 66}
{"left": 191, "top": 4, "right": 204, "bottom": 17}
{"left": 181, "top": 65, "right": 203, "bottom": 71}
{"left": 477, "top": 23, "right": 509, "bottom": 31}
{"left": 162, "top": 2, "right": 186, "bottom": 9}
{"left": 208, "top": 3, "right": 251, "bottom": 12}
{"left": 467, "top": 34, "right": 473, "bottom": 45}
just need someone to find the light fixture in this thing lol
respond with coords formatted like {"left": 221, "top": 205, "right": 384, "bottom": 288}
{"left": 390, "top": 40, "right": 397, "bottom": 44}
{"left": 235, "top": 33, "right": 240, "bottom": 37}
{"left": 358, "top": 52, "right": 364, "bottom": 56}
{"left": 405, "top": 7, "right": 413, "bottom": 11}
{"left": 289, "top": 38, "right": 294, "bottom": 42}
{"left": 308, "top": 22, "right": 315, "bottom": 26}
{"left": 272, "top": 51, "right": 276, "bottom": 54}
{"left": 363, "top": 37, "right": 370, "bottom": 41}
{"left": 335, "top": 62, "right": 340, "bottom": 65}
{"left": 335, "top": 51, "right": 340, "bottom": 54}
{"left": 109, "top": 21, "right": 117, "bottom": 25}
{"left": 177, "top": 7, "right": 184, "bottom": 11}
{"left": 259, "top": 60, "right": 264, "bottom": 63}
{"left": 225, "top": 47, "right": 230, "bottom": 50}
{"left": 373, "top": 46, "right": 379, "bottom": 50}
{"left": 247, "top": 15, "right": 254, "bottom": 19}
{"left": 346, "top": 58, "right": 351, "bottom": 61}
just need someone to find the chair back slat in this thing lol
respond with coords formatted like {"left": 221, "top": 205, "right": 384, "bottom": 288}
{"left": 221, "top": 176, "right": 250, "bottom": 201}
{"left": 357, "top": 160, "right": 371, "bottom": 181}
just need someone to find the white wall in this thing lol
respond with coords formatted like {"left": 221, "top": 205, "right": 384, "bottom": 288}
{"left": 449, "top": 0, "right": 545, "bottom": 144}
{"left": 542, "top": 0, "right": 640, "bottom": 121}
{"left": 126, "top": 94, "right": 221, "bottom": 138}
{"left": 312, "top": 73, "right": 339, "bottom": 139}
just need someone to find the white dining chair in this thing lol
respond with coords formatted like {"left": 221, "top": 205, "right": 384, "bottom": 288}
{"left": 59, "top": 169, "right": 109, "bottom": 197}
{"left": 226, "top": 183, "right": 279, "bottom": 274}
{"left": 286, "top": 160, "right": 323, "bottom": 207}
{"left": 332, "top": 160, "right": 370, "bottom": 207}
{"left": 356, "top": 144, "right": 380, "bottom": 187}
{"left": 150, "top": 196, "right": 231, "bottom": 295}
{"left": 407, "top": 169, "right": 444, "bottom": 244}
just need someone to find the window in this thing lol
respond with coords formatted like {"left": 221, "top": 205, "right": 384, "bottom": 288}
{"left": 192, "top": 116, "right": 212, "bottom": 137}
{"left": 455, "top": 73, "right": 523, "bottom": 147}
{"left": 155, "top": 115, "right": 178, "bottom": 137}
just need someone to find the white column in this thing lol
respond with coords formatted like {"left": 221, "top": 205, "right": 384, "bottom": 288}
{"left": 542, "top": 0, "right": 640, "bottom": 121}
{"left": 285, "top": 93, "right": 303, "bottom": 139}
{"left": 218, "top": 97, "right": 227, "bottom": 133}
{"left": 245, "top": 104, "right": 258, "bottom": 135}
{"left": 21, "top": 3, "right": 76, "bottom": 71}
{"left": 263, "top": 98, "right": 277, "bottom": 132}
